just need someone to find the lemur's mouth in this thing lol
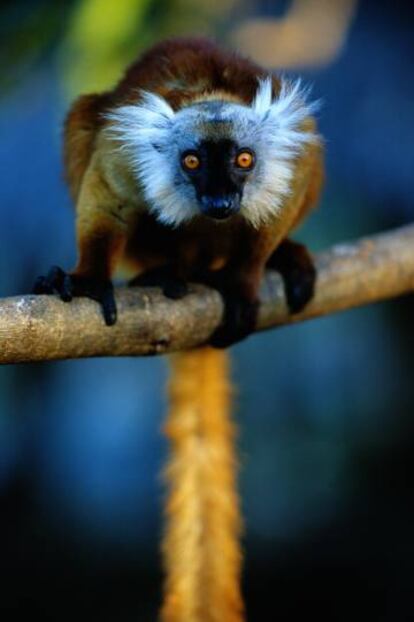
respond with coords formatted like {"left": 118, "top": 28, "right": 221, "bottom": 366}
{"left": 199, "top": 194, "right": 240, "bottom": 220}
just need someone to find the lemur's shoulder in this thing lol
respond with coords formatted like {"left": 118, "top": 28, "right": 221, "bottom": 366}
{"left": 64, "top": 92, "right": 113, "bottom": 201}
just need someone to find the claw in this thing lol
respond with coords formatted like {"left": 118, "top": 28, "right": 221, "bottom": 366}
{"left": 60, "top": 273, "right": 73, "bottom": 302}
{"left": 100, "top": 281, "right": 117, "bottom": 326}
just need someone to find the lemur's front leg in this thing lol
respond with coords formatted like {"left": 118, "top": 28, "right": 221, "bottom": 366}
{"left": 208, "top": 228, "right": 276, "bottom": 348}
{"left": 207, "top": 268, "right": 260, "bottom": 348}
{"left": 33, "top": 227, "right": 123, "bottom": 326}
{"left": 33, "top": 166, "right": 126, "bottom": 326}
{"left": 209, "top": 230, "right": 316, "bottom": 348}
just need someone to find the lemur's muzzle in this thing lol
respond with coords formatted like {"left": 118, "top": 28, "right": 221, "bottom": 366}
{"left": 200, "top": 195, "right": 240, "bottom": 220}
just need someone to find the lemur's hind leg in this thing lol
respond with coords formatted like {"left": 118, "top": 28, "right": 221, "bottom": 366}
{"left": 267, "top": 239, "right": 316, "bottom": 313}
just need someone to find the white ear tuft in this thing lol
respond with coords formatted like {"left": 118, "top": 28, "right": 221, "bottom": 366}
{"left": 104, "top": 91, "right": 198, "bottom": 226}
{"left": 138, "top": 91, "right": 175, "bottom": 120}
{"left": 242, "top": 76, "right": 321, "bottom": 228}
{"left": 104, "top": 90, "right": 175, "bottom": 141}
{"left": 251, "top": 77, "right": 273, "bottom": 115}
{"left": 252, "top": 76, "right": 320, "bottom": 125}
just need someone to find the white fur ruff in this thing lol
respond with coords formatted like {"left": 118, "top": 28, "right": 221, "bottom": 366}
{"left": 105, "top": 77, "right": 319, "bottom": 228}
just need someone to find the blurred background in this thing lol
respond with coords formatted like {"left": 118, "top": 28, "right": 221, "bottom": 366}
{"left": 1, "top": 0, "right": 414, "bottom": 619}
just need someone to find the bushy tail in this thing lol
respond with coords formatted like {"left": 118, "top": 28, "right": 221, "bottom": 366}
{"left": 160, "top": 347, "right": 244, "bottom": 622}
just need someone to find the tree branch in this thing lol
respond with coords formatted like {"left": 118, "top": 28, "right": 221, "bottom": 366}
{"left": 1, "top": 224, "right": 413, "bottom": 365}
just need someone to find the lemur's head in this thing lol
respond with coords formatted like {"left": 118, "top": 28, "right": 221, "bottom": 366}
{"left": 107, "top": 78, "right": 319, "bottom": 228}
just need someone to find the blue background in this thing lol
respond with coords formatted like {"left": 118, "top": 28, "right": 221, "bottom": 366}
{"left": 1, "top": 1, "right": 414, "bottom": 619}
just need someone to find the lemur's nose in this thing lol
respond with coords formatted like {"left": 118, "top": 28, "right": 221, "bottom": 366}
{"left": 200, "top": 195, "right": 239, "bottom": 220}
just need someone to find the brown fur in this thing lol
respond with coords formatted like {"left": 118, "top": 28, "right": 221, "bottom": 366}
{"left": 162, "top": 348, "right": 243, "bottom": 622}
{"left": 111, "top": 37, "right": 274, "bottom": 108}
{"left": 63, "top": 92, "right": 110, "bottom": 202}
{"left": 64, "top": 38, "right": 322, "bottom": 306}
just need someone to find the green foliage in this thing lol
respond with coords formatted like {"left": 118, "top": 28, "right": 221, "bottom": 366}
{"left": 59, "top": 0, "right": 235, "bottom": 98}
{"left": 0, "top": 0, "right": 236, "bottom": 99}
{"left": 60, "top": 0, "right": 153, "bottom": 97}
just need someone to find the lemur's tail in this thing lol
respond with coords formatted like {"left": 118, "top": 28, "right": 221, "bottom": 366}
{"left": 161, "top": 347, "right": 244, "bottom": 622}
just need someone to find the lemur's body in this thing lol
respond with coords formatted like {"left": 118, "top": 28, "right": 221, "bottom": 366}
{"left": 34, "top": 38, "right": 323, "bottom": 621}
{"left": 36, "top": 37, "right": 322, "bottom": 343}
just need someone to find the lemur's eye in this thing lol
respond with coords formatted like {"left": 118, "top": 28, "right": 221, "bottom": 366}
{"left": 182, "top": 153, "right": 200, "bottom": 171}
{"left": 236, "top": 150, "right": 255, "bottom": 170}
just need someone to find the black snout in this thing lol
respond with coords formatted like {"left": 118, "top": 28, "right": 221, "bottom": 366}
{"left": 200, "top": 195, "right": 240, "bottom": 220}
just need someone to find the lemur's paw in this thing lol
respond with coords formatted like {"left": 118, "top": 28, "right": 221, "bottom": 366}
{"left": 267, "top": 239, "right": 316, "bottom": 314}
{"left": 129, "top": 267, "right": 189, "bottom": 300}
{"left": 33, "top": 266, "right": 73, "bottom": 301}
{"left": 32, "top": 267, "right": 117, "bottom": 326}
{"left": 284, "top": 263, "right": 316, "bottom": 314}
{"left": 210, "top": 297, "right": 259, "bottom": 349}
{"left": 162, "top": 279, "right": 189, "bottom": 300}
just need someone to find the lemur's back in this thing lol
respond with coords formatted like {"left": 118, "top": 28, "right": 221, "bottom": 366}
{"left": 112, "top": 37, "right": 267, "bottom": 108}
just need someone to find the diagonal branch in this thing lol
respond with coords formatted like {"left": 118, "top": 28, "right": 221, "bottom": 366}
{"left": 1, "top": 224, "right": 413, "bottom": 365}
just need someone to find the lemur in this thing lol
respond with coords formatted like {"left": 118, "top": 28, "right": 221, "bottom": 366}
{"left": 33, "top": 38, "right": 323, "bottom": 622}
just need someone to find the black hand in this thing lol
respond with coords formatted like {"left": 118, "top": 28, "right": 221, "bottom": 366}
{"left": 32, "top": 266, "right": 117, "bottom": 326}
{"left": 283, "top": 264, "right": 316, "bottom": 313}
{"left": 267, "top": 239, "right": 316, "bottom": 314}
{"left": 210, "top": 296, "right": 259, "bottom": 349}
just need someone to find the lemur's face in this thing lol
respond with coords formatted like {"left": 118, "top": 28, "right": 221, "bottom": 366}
{"left": 107, "top": 79, "right": 318, "bottom": 228}
{"left": 179, "top": 138, "right": 255, "bottom": 220}
{"left": 168, "top": 99, "right": 263, "bottom": 222}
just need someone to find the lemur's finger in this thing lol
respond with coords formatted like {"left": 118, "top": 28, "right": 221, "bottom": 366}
{"left": 60, "top": 274, "right": 73, "bottom": 302}
{"left": 32, "top": 275, "right": 51, "bottom": 295}
{"left": 101, "top": 285, "right": 117, "bottom": 326}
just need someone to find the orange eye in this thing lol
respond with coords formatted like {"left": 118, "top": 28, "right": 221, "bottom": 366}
{"left": 236, "top": 150, "right": 254, "bottom": 169}
{"left": 182, "top": 153, "right": 200, "bottom": 171}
